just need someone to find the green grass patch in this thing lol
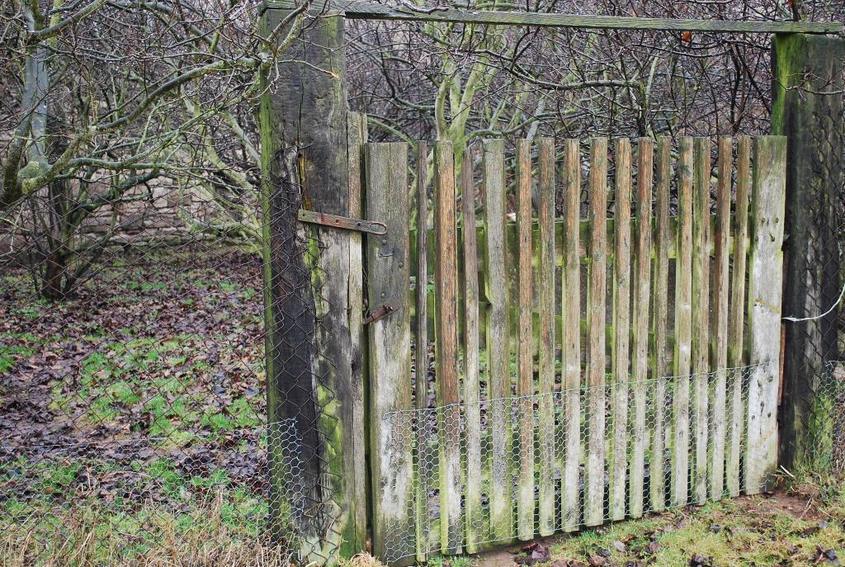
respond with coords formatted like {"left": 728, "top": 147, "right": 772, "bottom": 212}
{"left": 0, "top": 343, "right": 35, "bottom": 373}
{"left": 541, "top": 492, "right": 845, "bottom": 567}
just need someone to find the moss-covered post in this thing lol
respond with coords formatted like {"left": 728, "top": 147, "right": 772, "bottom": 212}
{"left": 772, "top": 33, "right": 845, "bottom": 473}
{"left": 259, "top": 1, "right": 365, "bottom": 561}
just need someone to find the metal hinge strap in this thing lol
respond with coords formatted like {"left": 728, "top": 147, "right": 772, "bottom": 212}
{"left": 364, "top": 303, "right": 396, "bottom": 325}
{"left": 297, "top": 209, "right": 387, "bottom": 235}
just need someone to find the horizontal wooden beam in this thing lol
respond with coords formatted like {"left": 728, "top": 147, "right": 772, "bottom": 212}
{"left": 264, "top": 0, "right": 843, "bottom": 35}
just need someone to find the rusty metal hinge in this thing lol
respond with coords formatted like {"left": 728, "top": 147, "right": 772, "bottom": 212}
{"left": 364, "top": 303, "right": 396, "bottom": 325}
{"left": 298, "top": 209, "right": 387, "bottom": 236}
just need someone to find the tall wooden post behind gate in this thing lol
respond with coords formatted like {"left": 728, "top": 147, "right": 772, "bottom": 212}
{"left": 259, "top": 4, "right": 366, "bottom": 561}
{"left": 773, "top": 34, "right": 845, "bottom": 473}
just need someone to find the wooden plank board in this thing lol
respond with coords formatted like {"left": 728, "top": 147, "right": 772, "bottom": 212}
{"left": 483, "top": 139, "right": 513, "bottom": 542}
{"left": 672, "top": 136, "right": 694, "bottom": 508}
{"left": 434, "top": 141, "right": 462, "bottom": 554}
{"left": 277, "top": 1, "right": 845, "bottom": 34}
{"left": 630, "top": 138, "right": 653, "bottom": 519}
{"left": 346, "top": 111, "right": 369, "bottom": 552}
{"left": 365, "top": 142, "right": 413, "bottom": 559}
{"left": 516, "top": 139, "right": 535, "bottom": 541}
{"left": 726, "top": 136, "right": 751, "bottom": 497}
{"left": 461, "top": 152, "right": 483, "bottom": 553}
{"left": 691, "top": 137, "right": 711, "bottom": 505}
{"left": 414, "top": 142, "right": 430, "bottom": 562}
{"left": 585, "top": 137, "right": 608, "bottom": 527}
{"left": 537, "top": 137, "right": 557, "bottom": 537}
{"left": 710, "top": 137, "right": 732, "bottom": 500}
{"left": 610, "top": 138, "right": 632, "bottom": 522}
{"left": 561, "top": 138, "right": 582, "bottom": 532}
{"left": 745, "top": 136, "right": 787, "bottom": 494}
{"left": 650, "top": 137, "right": 671, "bottom": 513}
{"left": 461, "top": 151, "right": 484, "bottom": 553}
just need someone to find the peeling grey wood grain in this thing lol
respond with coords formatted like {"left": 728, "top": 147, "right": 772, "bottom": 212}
{"left": 745, "top": 136, "right": 786, "bottom": 494}
{"left": 365, "top": 142, "right": 413, "bottom": 560}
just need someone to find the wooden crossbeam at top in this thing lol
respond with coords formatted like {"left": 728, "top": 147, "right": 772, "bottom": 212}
{"left": 264, "top": 0, "right": 844, "bottom": 34}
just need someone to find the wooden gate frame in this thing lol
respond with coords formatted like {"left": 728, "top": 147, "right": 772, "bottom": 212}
{"left": 257, "top": 2, "right": 845, "bottom": 562}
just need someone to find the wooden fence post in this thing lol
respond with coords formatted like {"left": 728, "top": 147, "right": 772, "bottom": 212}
{"left": 772, "top": 33, "right": 845, "bottom": 473}
{"left": 259, "top": 4, "right": 364, "bottom": 560}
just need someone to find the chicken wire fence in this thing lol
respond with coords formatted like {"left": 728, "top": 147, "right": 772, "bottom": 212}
{"left": 0, "top": 173, "right": 334, "bottom": 563}
{"left": 804, "top": 362, "right": 845, "bottom": 475}
{"left": 380, "top": 365, "right": 760, "bottom": 564}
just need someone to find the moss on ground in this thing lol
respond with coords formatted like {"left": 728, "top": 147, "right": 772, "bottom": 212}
{"left": 467, "top": 478, "right": 845, "bottom": 567}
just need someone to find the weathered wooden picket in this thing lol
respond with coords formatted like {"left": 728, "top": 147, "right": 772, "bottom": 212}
{"left": 363, "top": 134, "right": 786, "bottom": 563}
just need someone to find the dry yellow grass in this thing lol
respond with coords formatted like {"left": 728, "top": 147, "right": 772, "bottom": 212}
{"left": 339, "top": 553, "right": 385, "bottom": 567}
{"left": 0, "top": 495, "right": 292, "bottom": 567}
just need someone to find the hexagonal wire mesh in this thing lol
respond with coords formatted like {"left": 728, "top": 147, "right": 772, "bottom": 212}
{"left": 804, "top": 362, "right": 845, "bottom": 475}
{"left": 380, "top": 365, "right": 760, "bottom": 564}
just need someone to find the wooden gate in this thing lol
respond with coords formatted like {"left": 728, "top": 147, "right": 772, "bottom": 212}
{"left": 362, "top": 133, "right": 786, "bottom": 563}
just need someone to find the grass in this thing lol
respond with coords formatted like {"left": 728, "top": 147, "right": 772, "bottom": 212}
{"left": 0, "top": 341, "right": 35, "bottom": 373}
{"left": 0, "top": 454, "right": 274, "bottom": 566}
{"left": 0, "top": 496, "right": 288, "bottom": 567}
{"left": 38, "top": 329, "right": 262, "bottom": 445}
{"left": 545, "top": 497, "right": 842, "bottom": 565}
{"left": 1, "top": 246, "right": 273, "bottom": 565}
{"left": 451, "top": 475, "right": 845, "bottom": 567}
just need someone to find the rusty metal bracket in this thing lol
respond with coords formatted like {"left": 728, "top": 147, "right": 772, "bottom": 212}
{"left": 364, "top": 303, "right": 396, "bottom": 325}
{"left": 298, "top": 209, "right": 387, "bottom": 236}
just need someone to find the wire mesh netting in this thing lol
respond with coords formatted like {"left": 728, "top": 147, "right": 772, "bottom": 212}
{"left": 381, "top": 365, "right": 761, "bottom": 563}
{"left": 802, "top": 362, "right": 845, "bottom": 476}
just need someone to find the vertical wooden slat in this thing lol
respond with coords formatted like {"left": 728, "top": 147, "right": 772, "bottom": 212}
{"left": 434, "top": 141, "right": 461, "bottom": 554}
{"left": 585, "top": 137, "right": 608, "bottom": 527}
{"left": 461, "top": 152, "right": 483, "bottom": 553}
{"left": 561, "top": 139, "right": 582, "bottom": 532}
{"left": 726, "top": 136, "right": 750, "bottom": 497}
{"left": 711, "top": 137, "right": 732, "bottom": 500}
{"left": 691, "top": 137, "right": 711, "bottom": 505}
{"left": 630, "top": 138, "right": 653, "bottom": 518}
{"left": 414, "top": 142, "right": 429, "bottom": 562}
{"left": 516, "top": 139, "right": 535, "bottom": 541}
{"left": 650, "top": 137, "right": 671, "bottom": 513}
{"left": 537, "top": 137, "right": 556, "bottom": 537}
{"left": 672, "top": 136, "right": 694, "bottom": 508}
{"left": 483, "top": 139, "right": 512, "bottom": 542}
{"left": 346, "top": 112, "right": 369, "bottom": 551}
{"left": 611, "top": 138, "right": 632, "bottom": 522}
{"left": 745, "top": 136, "right": 787, "bottom": 494}
{"left": 365, "top": 142, "right": 413, "bottom": 559}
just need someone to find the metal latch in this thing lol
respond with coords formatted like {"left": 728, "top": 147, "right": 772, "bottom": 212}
{"left": 298, "top": 209, "right": 387, "bottom": 236}
{"left": 364, "top": 303, "right": 396, "bottom": 325}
